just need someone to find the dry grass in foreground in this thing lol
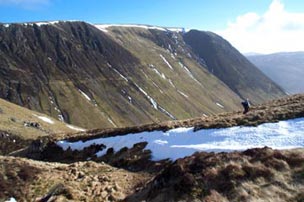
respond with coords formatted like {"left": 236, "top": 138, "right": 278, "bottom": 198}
{"left": 127, "top": 147, "right": 304, "bottom": 202}
{"left": 0, "top": 156, "right": 151, "bottom": 202}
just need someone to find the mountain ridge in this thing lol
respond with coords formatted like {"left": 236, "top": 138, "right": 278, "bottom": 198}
{"left": 183, "top": 30, "right": 286, "bottom": 103}
{"left": 0, "top": 21, "right": 285, "bottom": 129}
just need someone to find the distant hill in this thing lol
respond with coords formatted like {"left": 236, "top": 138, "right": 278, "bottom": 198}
{"left": 247, "top": 52, "right": 304, "bottom": 94}
{"left": 183, "top": 30, "right": 286, "bottom": 103}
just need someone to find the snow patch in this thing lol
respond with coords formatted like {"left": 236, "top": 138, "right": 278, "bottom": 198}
{"left": 127, "top": 96, "right": 132, "bottom": 103}
{"left": 107, "top": 117, "right": 116, "bottom": 127}
{"left": 178, "top": 62, "right": 203, "bottom": 86}
{"left": 160, "top": 54, "right": 173, "bottom": 70}
{"left": 66, "top": 124, "right": 86, "bottom": 132}
{"left": 216, "top": 102, "right": 224, "bottom": 108}
{"left": 149, "top": 64, "right": 166, "bottom": 79}
{"left": 5, "top": 197, "right": 17, "bottom": 202}
{"left": 57, "top": 118, "right": 304, "bottom": 161}
{"left": 113, "top": 68, "right": 128, "bottom": 82}
{"left": 58, "top": 114, "right": 64, "bottom": 122}
{"left": 152, "top": 81, "right": 164, "bottom": 94}
{"left": 158, "top": 106, "right": 176, "bottom": 120}
{"left": 33, "top": 114, "right": 54, "bottom": 124}
{"left": 168, "top": 79, "right": 176, "bottom": 88}
{"left": 78, "top": 89, "right": 91, "bottom": 101}
{"left": 154, "top": 139, "right": 168, "bottom": 145}
{"left": 177, "top": 90, "right": 189, "bottom": 98}
{"left": 134, "top": 83, "right": 158, "bottom": 109}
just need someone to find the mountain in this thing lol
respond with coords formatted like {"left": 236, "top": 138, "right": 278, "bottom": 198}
{"left": 0, "top": 21, "right": 285, "bottom": 129}
{"left": 247, "top": 52, "right": 304, "bottom": 94}
{"left": 183, "top": 30, "right": 286, "bottom": 103}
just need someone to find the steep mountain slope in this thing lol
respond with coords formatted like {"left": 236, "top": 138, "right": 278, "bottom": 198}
{"left": 247, "top": 52, "right": 304, "bottom": 94}
{"left": 183, "top": 30, "right": 286, "bottom": 103}
{"left": 0, "top": 21, "right": 242, "bottom": 129}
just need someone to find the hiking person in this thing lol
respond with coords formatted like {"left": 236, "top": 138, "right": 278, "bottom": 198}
{"left": 241, "top": 98, "right": 250, "bottom": 114}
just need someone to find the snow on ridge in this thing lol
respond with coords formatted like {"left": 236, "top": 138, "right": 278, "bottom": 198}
{"left": 35, "top": 21, "right": 60, "bottom": 26}
{"left": 166, "top": 27, "right": 185, "bottom": 32}
{"left": 57, "top": 117, "right": 304, "bottom": 161}
{"left": 160, "top": 54, "right": 173, "bottom": 70}
{"left": 95, "top": 24, "right": 167, "bottom": 31}
{"left": 33, "top": 114, "right": 54, "bottom": 124}
{"left": 95, "top": 24, "right": 109, "bottom": 32}
{"left": 94, "top": 24, "right": 189, "bottom": 33}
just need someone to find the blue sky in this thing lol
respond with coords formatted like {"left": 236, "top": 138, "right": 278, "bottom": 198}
{"left": 1, "top": 0, "right": 304, "bottom": 53}
{"left": 0, "top": 0, "right": 284, "bottom": 29}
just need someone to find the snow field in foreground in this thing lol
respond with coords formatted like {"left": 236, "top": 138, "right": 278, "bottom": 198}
{"left": 57, "top": 118, "right": 304, "bottom": 160}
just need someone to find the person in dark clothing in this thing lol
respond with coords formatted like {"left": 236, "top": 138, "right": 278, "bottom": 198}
{"left": 241, "top": 98, "right": 250, "bottom": 114}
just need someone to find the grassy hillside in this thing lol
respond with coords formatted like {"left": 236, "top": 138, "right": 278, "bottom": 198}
{"left": 0, "top": 97, "right": 83, "bottom": 139}
{"left": 0, "top": 97, "right": 84, "bottom": 154}
{"left": 0, "top": 22, "right": 242, "bottom": 129}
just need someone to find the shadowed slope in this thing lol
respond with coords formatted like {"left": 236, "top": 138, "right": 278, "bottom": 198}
{"left": 183, "top": 30, "right": 286, "bottom": 103}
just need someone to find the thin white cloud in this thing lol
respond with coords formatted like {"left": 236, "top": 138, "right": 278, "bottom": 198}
{"left": 0, "top": 0, "right": 49, "bottom": 9}
{"left": 217, "top": 0, "right": 304, "bottom": 54}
